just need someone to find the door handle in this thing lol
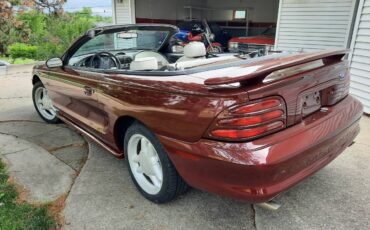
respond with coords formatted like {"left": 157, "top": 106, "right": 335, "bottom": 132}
{"left": 83, "top": 86, "right": 94, "bottom": 96}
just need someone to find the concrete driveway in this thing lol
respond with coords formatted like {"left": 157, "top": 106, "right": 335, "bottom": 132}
{"left": 0, "top": 65, "right": 369, "bottom": 229}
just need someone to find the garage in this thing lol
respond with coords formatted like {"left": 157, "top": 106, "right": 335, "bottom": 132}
{"left": 111, "top": 0, "right": 370, "bottom": 114}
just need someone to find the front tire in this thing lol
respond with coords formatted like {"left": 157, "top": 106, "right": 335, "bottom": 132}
{"left": 207, "top": 45, "right": 223, "bottom": 53}
{"left": 124, "top": 122, "right": 188, "bottom": 203}
{"left": 32, "top": 81, "right": 60, "bottom": 124}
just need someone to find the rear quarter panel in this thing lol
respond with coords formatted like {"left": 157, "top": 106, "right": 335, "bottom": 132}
{"left": 97, "top": 74, "right": 245, "bottom": 146}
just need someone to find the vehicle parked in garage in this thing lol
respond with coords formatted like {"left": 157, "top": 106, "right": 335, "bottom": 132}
{"left": 170, "top": 25, "right": 223, "bottom": 55}
{"left": 31, "top": 24, "right": 363, "bottom": 205}
{"left": 229, "top": 26, "right": 275, "bottom": 53}
{"left": 178, "top": 20, "right": 231, "bottom": 52}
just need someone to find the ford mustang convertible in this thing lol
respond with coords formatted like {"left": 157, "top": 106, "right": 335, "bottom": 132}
{"left": 32, "top": 24, "right": 363, "bottom": 205}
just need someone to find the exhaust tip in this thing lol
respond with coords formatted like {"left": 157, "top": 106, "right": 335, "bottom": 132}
{"left": 256, "top": 200, "right": 282, "bottom": 211}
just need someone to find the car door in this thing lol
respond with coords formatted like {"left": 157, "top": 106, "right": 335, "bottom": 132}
{"left": 42, "top": 65, "right": 108, "bottom": 137}
{"left": 41, "top": 34, "right": 115, "bottom": 137}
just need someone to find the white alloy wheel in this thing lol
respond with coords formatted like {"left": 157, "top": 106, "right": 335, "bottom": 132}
{"left": 34, "top": 86, "right": 57, "bottom": 120}
{"left": 127, "top": 134, "right": 163, "bottom": 195}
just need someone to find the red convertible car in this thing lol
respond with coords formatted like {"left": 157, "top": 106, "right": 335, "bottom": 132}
{"left": 32, "top": 24, "right": 362, "bottom": 206}
{"left": 229, "top": 26, "right": 275, "bottom": 53}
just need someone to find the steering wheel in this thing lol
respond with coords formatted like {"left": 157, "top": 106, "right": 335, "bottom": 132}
{"left": 89, "top": 51, "right": 121, "bottom": 69}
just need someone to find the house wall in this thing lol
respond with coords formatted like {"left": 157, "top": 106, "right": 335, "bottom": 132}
{"left": 275, "top": 0, "right": 358, "bottom": 52}
{"left": 113, "top": 0, "right": 136, "bottom": 24}
{"left": 349, "top": 0, "right": 370, "bottom": 114}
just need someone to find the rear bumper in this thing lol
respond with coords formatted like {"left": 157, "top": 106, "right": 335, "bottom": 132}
{"left": 159, "top": 95, "right": 363, "bottom": 203}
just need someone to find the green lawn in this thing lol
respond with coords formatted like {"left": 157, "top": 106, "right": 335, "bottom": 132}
{"left": 0, "top": 56, "right": 37, "bottom": 65}
{"left": 0, "top": 159, "right": 55, "bottom": 230}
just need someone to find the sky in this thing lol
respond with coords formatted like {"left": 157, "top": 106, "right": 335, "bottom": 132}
{"left": 64, "top": 0, "right": 112, "bottom": 17}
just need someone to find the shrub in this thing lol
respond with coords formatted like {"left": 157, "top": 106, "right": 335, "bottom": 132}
{"left": 8, "top": 43, "right": 37, "bottom": 60}
{"left": 35, "top": 41, "right": 65, "bottom": 60}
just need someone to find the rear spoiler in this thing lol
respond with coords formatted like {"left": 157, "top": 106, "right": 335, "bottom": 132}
{"left": 204, "top": 49, "right": 349, "bottom": 85}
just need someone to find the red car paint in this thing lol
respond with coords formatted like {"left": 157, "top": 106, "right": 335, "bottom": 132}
{"left": 229, "top": 35, "right": 275, "bottom": 45}
{"left": 32, "top": 25, "right": 363, "bottom": 203}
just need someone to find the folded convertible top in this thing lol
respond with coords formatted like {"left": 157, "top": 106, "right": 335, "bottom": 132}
{"left": 203, "top": 49, "right": 348, "bottom": 86}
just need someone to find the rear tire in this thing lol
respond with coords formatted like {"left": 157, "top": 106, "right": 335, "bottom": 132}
{"left": 32, "top": 81, "right": 60, "bottom": 124}
{"left": 124, "top": 122, "right": 188, "bottom": 203}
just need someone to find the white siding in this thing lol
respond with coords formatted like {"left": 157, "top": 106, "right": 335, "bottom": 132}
{"left": 350, "top": 0, "right": 370, "bottom": 114}
{"left": 275, "top": 0, "right": 358, "bottom": 52}
{"left": 114, "top": 0, "right": 136, "bottom": 24}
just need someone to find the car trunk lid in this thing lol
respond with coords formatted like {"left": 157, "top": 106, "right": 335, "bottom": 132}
{"left": 203, "top": 49, "right": 350, "bottom": 127}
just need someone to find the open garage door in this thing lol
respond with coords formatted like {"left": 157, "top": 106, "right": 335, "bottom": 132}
{"left": 133, "top": 0, "right": 279, "bottom": 37}
{"left": 275, "top": 0, "right": 359, "bottom": 52}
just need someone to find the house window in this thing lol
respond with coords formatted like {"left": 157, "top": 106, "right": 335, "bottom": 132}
{"left": 233, "top": 10, "right": 246, "bottom": 20}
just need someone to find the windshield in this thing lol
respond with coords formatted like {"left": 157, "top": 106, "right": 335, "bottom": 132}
{"left": 74, "top": 28, "right": 171, "bottom": 57}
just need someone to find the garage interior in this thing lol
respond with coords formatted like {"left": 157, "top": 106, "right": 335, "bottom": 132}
{"left": 127, "top": 0, "right": 279, "bottom": 37}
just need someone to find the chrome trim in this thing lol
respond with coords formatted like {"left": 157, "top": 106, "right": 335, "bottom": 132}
{"left": 58, "top": 115, "right": 123, "bottom": 158}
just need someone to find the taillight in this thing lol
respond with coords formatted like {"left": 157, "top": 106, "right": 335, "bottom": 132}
{"left": 206, "top": 97, "right": 286, "bottom": 141}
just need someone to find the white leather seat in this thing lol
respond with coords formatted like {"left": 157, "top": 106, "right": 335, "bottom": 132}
{"left": 134, "top": 51, "right": 169, "bottom": 68}
{"left": 130, "top": 57, "right": 158, "bottom": 71}
{"left": 176, "top": 42, "right": 207, "bottom": 63}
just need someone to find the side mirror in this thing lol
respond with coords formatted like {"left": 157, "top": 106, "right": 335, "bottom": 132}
{"left": 46, "top": 58, "right": 63, "bottom": 68}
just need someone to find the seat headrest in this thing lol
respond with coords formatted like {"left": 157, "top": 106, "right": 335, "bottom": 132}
{"left": 184, "top": 42, "right": 206, "bottom": 58}
{"left": 130, "top": 57, "right": 158, "bottom": 71}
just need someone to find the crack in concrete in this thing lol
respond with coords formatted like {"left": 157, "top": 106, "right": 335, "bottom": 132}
{"left": 354, "top": 142, "right": 370, "bottom": 148}
{"left": 48, "top": 142, "right": 87, "bottom": 153}
{"left": 0, "top": 126, "right": 65, "bottom": 140}
{"left": 1, "top": 147, "right": 32, "bottom": 156}
{"left": 0, "top": 96, "right": 31, "bottom": 100}
{"left": 51, "top": 154, "right": 78, "bottom": 173}
{"left": 251, "top": 204, "right": 258, "bottom": 230}
{"left": 0, "top": 120, "right": 50, "bottom": 124}
{"left": 0, "top": 123, "right": 90, "bottom": 226}
{"left": 0, "top": 124, "right": 87, "bottom": 171}
{"left": 58, "top": 140, "right": 90, "bottom": 225}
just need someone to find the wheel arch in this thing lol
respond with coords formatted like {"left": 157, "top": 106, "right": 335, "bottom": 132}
{"left": 32, "top": 75, "right": 41, "bottom": 85}
{"left": 113, "top": 115, "right": 137, "bottom": 152}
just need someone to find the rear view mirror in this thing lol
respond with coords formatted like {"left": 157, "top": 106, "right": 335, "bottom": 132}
{"left": 117, "top": 32, "right": 138, "bottom": 39}
{"left": 46, "top": 58, "right": 63, "bottom": 68}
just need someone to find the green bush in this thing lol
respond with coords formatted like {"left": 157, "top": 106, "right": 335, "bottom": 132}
{"left": 4, "top": 8, "right": 112, "bottom": 60}
{"left": 8, "top": 43, "right": 37, "bottom": 60}
{"left": 35, "top": 42, "right": 65, "bottom": 60}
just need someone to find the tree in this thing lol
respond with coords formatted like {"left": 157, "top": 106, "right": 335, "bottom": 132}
{"left": 0, "top": 1, "right": 30, "bottom": 54}
{"left": 30, "top": 0, "right": 67, "bottom": 15}
{"left": 1, "top": 2, "right": 111, "bottom": 59}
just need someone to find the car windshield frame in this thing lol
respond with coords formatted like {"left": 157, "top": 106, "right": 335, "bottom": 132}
{"left": 63, "top": 24, "right": 179, "bottom": 63}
